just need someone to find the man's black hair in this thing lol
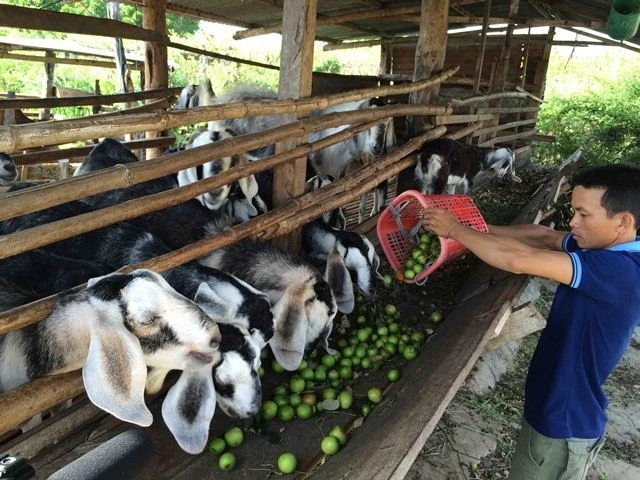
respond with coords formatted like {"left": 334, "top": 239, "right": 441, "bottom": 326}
{"left": 571, "top": 163, "right": 640, "bottom": 229}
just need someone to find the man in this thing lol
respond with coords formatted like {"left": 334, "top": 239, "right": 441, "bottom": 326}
{"left": 422, "top": 163, "right": 640, "bottom": 480}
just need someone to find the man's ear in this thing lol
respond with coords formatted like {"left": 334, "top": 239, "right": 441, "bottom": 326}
{"left": 618, "top": 212, "right": 636, "bottom": 232}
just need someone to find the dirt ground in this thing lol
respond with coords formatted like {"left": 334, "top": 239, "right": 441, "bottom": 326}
{"left": 403, "top": 171, "right": 640, "bottom": 480}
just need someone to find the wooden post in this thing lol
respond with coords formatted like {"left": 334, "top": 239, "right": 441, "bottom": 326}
{"left": 41, "top": 50, "right": 55, "bottom": 121}
{"left": 481, "top": 0, "right": 519, "bottom": 144}
{"left": 142, "top": 0, "right": 168, "bottom": 160}
{"left": 407, "top": 0, "right": 449, "bottom": 136}
{"left": 107, "top": 1, "right": 128, "bottom": 94}
{"left": 272, "top": 0, "right": 317, "bottom": 251}
{"left": 472, "top": 0, "right": 492, "bottom": 95}
{"left": 379, "top": 44, "right": 392, "bottom": 76}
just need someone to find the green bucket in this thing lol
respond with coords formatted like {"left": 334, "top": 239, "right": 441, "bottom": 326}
{"left": 607, "top": 0, "right": 640, "bottom": 40}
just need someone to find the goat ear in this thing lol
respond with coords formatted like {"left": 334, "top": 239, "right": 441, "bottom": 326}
{"left": 319, "top": 319, "right": 337, "bottom": 355}
{"left": 83, "top": 316, "right": 153, "bottom": 427}
{"left": 238, "top": 173, "right": 259, "bottom": 200}
{"left": 268, "top": 284, "right": 307, "bottom": 371}
{"left": 194, "top": 282, "right": 228, "bottom": 320}
{"left": 161, "top": 366, "right": 216, "bottom": 454}
{"left": 145, "top": 367, "right": 171, "bottom": 395}
{"left": 324, "top": 246, "right": 355, "bottom": 314}
{"left": 86, "top": 274, "right": 109, "bottom": 288}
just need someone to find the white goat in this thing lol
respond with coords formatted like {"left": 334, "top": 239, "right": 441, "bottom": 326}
{"left": 0, "top": 269, "right": 221, "bottom": 454}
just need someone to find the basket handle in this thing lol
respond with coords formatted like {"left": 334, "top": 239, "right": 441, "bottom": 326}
{"left": 388, "top": 201, "right": 424, "bottom": 245}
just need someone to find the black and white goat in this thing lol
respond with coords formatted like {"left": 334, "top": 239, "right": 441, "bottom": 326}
{"left": 76, "top": 138, "right": 229, "bottom": 249}
{"left": 0, "top": 153, "right": 18, "bottom": 185}
{"left": 201, "top": 238, "right": 338, "bottom": 372}
{"left": 2, "top": 182, "right": 273, "bottom": 427}
{"left": 0, "top": 269, "right": 222, "bottom": 454}
{"left": 413, "top": 138, "right": 521, "bottom": 195}
{"left": 210, "top": 84, "right": 396, "bottom": 222}
{"left": 302, "top": 218, "right": 380, "bottom": 313}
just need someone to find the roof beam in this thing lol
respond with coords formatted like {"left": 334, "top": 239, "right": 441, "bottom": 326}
{"left": 122, "top": 0, "right": 255, "bottom": 28}
{"left": 234, "top": 4, "right": 607, "bottom": 41}
{"left": 233, "top": 5, "right": 423, "bottom": 40}
{"left": 0, "top": 4, "right": 164, "bottom": 42}
{"left": 257, "top": 0, "right": 395, "bottom": 39}
{"left": 564, "top": 27, "right": 640, "bottom": 54}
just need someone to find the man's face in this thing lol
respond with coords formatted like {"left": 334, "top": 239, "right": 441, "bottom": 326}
{"left": 569, "top": 185, "right": 622, "bottom": 249}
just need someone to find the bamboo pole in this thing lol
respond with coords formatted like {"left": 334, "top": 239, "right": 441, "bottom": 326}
{"left": 168, "top": 41, "right": 279, "bottom": 71}
{"left": 0, "top": 105, "right": 450, "bottom": 259}
{"left": 0, "top": 103, "right": 450, "bottom": 224}
{"left": 449, "top": 90, "right": 534, "bottom": 107}
{"left": 0, "top": 87, "right": 182, "bottom": 110}
{"left": 11, "top": 137, "right": 176, "bottom": 166}
{"left": 0, "top": 126, "right": 445, "bottom": 335}
{"left": 0, "top": 372, "right": 85, "bottom": 436}
{"left": 0, "top": 67, "right": 458, "bottom": 153}
{"left": 446, "top": 122, "right": 486, "bottom": 140}
{"left": 0, "top": 52, "right": 144, "bottom": 71}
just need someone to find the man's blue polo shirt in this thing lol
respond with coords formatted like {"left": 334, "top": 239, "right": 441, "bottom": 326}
{"left": 524, "top": 234, "right": 640, "bottom": 439}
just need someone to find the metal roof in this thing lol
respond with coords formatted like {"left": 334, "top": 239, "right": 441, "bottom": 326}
{"left": 163, "top": 0, "right": 640, "bottom": 49}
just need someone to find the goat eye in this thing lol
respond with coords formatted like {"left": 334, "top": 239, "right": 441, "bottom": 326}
{"left": 305, "top": 296, "right": 317, "bottom": 306}
{"left": 142, "top": 315, "right": 161, "bottom": 326}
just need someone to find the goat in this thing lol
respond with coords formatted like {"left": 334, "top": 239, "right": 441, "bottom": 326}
{"left": 413, "top": 138, "right": 522, "bottom": 195}
{"left": 174, "top": 79, "right": 215, "bottom": 110}
{"left": 302, "top": 218, "right": 380, "bottom": 313}
{"left": 76, "top": 138, "right": 230, "bottom": 249}
{"left": 201, "top": 238, "right": 338, "bottom": 371}
{"left": 211, "top": 84, "right": 396, "bottom": 222}
{"left": 0, "top": 249, "right": 109, "bottom": 311}
{"left": 178, "top": 128, "right": 236, "bottom": 211}
{"left": 0, "top": 186, "right": 275, "bottom": 350}
{"left": 0, "top": 153, "right": 18, "bottom": 185}
{"left": 2, "top": 184, "right": 274, "bottom": 430}
{"left": 0, "top": 269, "right": 221, "bottom": 454}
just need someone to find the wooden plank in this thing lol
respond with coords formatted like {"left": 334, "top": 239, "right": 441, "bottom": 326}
{"left": 485, "top": 303, "right": 547, "bottom": 352}
{"left": 477, "top": 106, "right": 540, "bottom": 114}
{"left": 0, "top": 4, "right": 164, "bottom": 42}
{"left": 472, "top": 118, "right": 537, "bottom": 136}
{"left": 434, "top": 113, "right": 494, "bottom": 125}
{"left": 478, "top": 128, "right": 535, "bottom": 146}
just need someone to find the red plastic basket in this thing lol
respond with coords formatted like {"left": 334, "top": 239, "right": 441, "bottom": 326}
{"left": 376, "top": 190, "right": 488, "bottom": 283}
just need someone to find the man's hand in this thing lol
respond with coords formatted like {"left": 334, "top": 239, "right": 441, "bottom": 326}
{"left": 423, "top": 208, "right": 461, "bottom": 239}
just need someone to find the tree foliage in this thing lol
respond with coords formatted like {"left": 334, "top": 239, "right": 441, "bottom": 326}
{"left": 534, "top": 48, "right": 640, "bottom": 168}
